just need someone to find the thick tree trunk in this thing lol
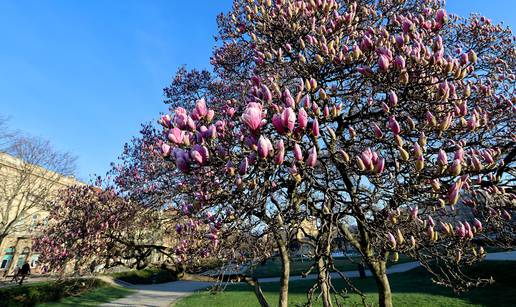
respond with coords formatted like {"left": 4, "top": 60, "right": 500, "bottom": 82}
{"left": 244, "top": 277, "right": 270, "bottom": 307}
{"left": 277, "top": 240, "right": 290, "bottom": 307}
{"left": 317, "top": 257, "right": 333, "bottom": 307}
{"left": 369, "top": 261, "right": 393, "bottom": 307}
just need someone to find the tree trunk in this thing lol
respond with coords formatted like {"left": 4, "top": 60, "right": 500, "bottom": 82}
{"left": 244, "top": 277, "right": 270, "bottom": 307}
{"left": 317, "top": 257, "right": 332, "bottom": 307}
{"left": 277, "top": 239, "right": 290, "bottom": 307}
{"left": 369, "top": 261, "right": 393, "bottom": 307}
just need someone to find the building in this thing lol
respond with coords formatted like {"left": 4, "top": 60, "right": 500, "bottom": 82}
{"left": 0, "top": 152, "right": 81, "bottom": 276}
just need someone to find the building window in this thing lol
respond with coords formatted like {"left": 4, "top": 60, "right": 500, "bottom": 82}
{"left": 1, "top": 247, "right": 15, "bottom": 270}
{"left": 30, "top": 254, "right": 40, "bottom": 268}
{"left": 16, "top": 247, "right": 30, "bottom": 267}
{"left": 32, "top": 215, "right": 39, "bottom": 227}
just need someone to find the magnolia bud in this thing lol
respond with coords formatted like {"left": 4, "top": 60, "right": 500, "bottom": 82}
{"left": 398, "top": 146, "right": 409, "bottom": 161}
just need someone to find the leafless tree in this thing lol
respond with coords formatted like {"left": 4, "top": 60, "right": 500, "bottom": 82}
{"left": 0, "top": 124, "right": 77, "bottom": 246}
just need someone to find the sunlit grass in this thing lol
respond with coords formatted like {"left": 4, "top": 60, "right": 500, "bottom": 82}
{"left": 176, "top": 261, "right": 515, "bottom": 307}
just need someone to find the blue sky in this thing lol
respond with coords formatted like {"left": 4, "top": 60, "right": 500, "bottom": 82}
{"left": 0, "top": 0, "right": 514, "bottom": 181}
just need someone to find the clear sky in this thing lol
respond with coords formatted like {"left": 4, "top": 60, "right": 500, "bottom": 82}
{"left": 0, "top": 0, "right": 514, "bottom": 181}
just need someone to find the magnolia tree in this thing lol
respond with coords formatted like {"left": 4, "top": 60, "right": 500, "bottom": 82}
{"left": 34, "top": 184, "right": 164, "bottom": 272}
{"left": 156, "top": 0, "right": 515, "bottom": 306}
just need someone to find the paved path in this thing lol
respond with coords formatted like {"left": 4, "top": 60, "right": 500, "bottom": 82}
{"left": 99, "top": 250, "right": 516, "bottom": 306}
{"left": 99, "top": 280, "right": 215, "bottom": 307}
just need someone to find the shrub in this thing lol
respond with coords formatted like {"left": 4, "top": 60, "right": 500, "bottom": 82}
{"left": 111, "top": 267, "right": 178, "bottom": 284}
{"left": 0, "top": 278, "right": 105, "bottom": 307}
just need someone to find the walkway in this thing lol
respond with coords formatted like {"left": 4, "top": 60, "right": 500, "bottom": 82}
{"left": 99, "top": 280, "right": 215, "bottom": 307}
{"left": 101, "top": 250, "right": 516, "bottom": 307}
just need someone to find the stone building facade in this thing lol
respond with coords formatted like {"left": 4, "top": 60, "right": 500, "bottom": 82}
{"left": 0, "top": 152, "right": 81, "bottom": 276}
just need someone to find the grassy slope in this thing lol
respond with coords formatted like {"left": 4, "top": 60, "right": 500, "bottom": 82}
{"left": 248, "top": 255, "right": 411, "bottom": 278}
{"left": 37, "top": 285, "right": 134, "bottom": 307}
{"left": 176, "top": 261, "right": 515, "bottom": 307}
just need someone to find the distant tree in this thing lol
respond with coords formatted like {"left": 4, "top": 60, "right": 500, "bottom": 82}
{"left": 34, "top": 184, "right": 164, "bottom": 272}
{"left": 0, "top": 131, "right": 76, "bottom": 247}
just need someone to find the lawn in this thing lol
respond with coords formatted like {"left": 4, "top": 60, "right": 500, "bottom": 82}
{"left": 176, "top": 261, "right": 516, "bottom": 307}
{"left": 248, "top": 254, "right": 412, "bottom": 278}
{"left": 37, "top": 284, "right": 133, "bottom": 307}
{"left": 0, "top": 278, "right": 133, "bottom": 307}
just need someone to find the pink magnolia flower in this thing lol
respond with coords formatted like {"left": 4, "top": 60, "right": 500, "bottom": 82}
{"left": 206, "top": 110, "right": 215, "bottom": 122}
{"left": 323, "top": 105, "right": 329, "bottom": 118}
{"left": 435, "top": 8, "right": 447, "bottom": 24}
{"left": 174, "top": 113, "right": 188, "bottom": 130}
{"left": 283, "top": 89, "right": 295, "bottom": 107}
{"left": 427, "top": 226, "right": 435, "bottom": 240}
{"left": 241, "top": 103, "right": 264, "bottom": 131}
{"left": 482, "top": 151, "right": 494, "bottom": 164}
{"left": 257, "top": 136, "right": 273, "bottom": 159}
{"left": 394, "top": 55, "right": 406, "bottom": 70}
{"left": 312, "top": 118, "right": 320, "bottom": 137}
{"left": 239, "top": 157, "right": 249, "bottom": 175}
{"left": 374, "top": 157, "right": 385, "bottom": 174}
{"left": 190, "top": 144, "right": 209, "bottom": 164}
{"left": 428, "top": 216, "right": 435, "bottom": 227}
{"left": 261, "top": 84, "right": 273, "bottom": 103}
{"left": 388, "top": 116, "right": 401, "bottom": 135}
{"left": 410, "top": 206, "right": 418, "bottom": 221}
{"left": 360, "top": 149, "right": 373, "bottom": 170}
{"left": 281, "top": 107, "right": 296, "bottom": 132}
{"left": 426, "top": 111, "right": 436, "bottom": 126}
{"left": 272, "top": 113, "right": 285, "bottom": 133}
{"left": 306, "top": 147, "right": 317, "bottom": 167}
{"left": 450, "top": 159, "right": 462, "bottom": 176}
{"left": 161, "top": 143, "right": 171, "bottom": 157}
{"left": 293, "top": 143, "right": 303, "bottom": 161}
{"left": 448, "top": 179, "right": 463, "bottom": 205}
{"left": 378, "top": 54, "right": 390, "bottom": 71}
{"left": 160, "top": 115, "right": 171, "bottom": 128}
{"left": 437, "top": 149, "right": 448, "bottom": 165}
{"left": 275, "top": 140, "right": 285, "bottom": 165}
{"left": 301, "top": 95, "right": 311, "bottom": 109}
{"left": 473, "top": 218, "right": 482, "bottom": 232}
{"left": 413, "top": 142, "right": 423, "bottom": 158}
{"left": 168, "top": 128, "right": 184, "bottom": 144}
{"left": 186, "top": 116, "right": 196, "bottom": 131}
{"left": 388, "top": 91, "right": 398, "bottom": 107}
{"left": 372, "top": 123, "right": 384, "bottom": 138}
{"left": 195, "top": 98, "right": 209, "bottom": 118}
{"left": 453, "top": 146, "right": 464, "bottom": 162}
{"left": 298, "top": 107, "right": 308, "bottom": 129}
{"left": 455, "top": 222, "right": 466, "bottom": 238}
{"left": 471, "top": 155, "right": 483, "bottom": 171}
{"left": 402, "top": 19, "right": 413, "bottom": 33}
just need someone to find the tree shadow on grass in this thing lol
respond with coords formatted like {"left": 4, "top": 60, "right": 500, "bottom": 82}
{"left": 220, "top": 261, "right": 516, "bottom": 307}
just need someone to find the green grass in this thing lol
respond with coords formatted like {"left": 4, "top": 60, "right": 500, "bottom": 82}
{"left": 37, "top": 284, "right": 134, "bottom": 307}
{"left": 176, "top": 261, "right": 516, "bottom": 307}
{"left": 110, "top": 267, "right": 178, "bottom": 284}
{"left": 248, "top": 255, "right": 412, "bottom": 278}
{"left": 0, "top": 278, "right": 133, "bottom": 307}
